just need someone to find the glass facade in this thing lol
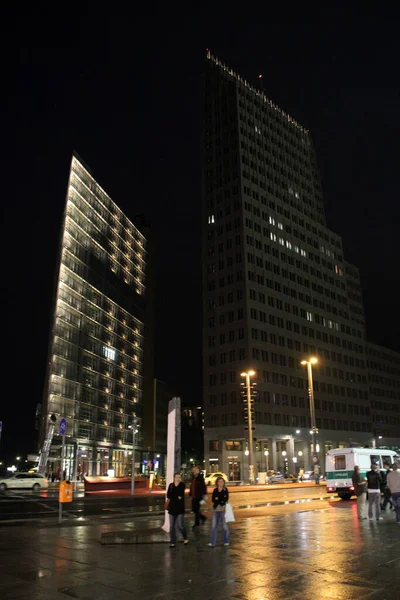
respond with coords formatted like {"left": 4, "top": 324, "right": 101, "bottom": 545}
{"left": 42, "top": 154, "right": 146, "bottom": 477}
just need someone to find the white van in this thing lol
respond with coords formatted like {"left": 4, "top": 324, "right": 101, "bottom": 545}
{"left": 325, "top": 448, "right": 399, "bottom": 500}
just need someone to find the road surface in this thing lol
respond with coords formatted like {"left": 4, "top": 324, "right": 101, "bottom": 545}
{"left": 0, "top": 484, "right": 338, "bottom": 526}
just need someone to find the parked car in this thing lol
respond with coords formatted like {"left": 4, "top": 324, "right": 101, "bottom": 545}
{"left": 204, "top": 472, "right": 228, "bottom": 486}
{"left": 267, "top": 471, "right": 285, "bottom": 484}
{"left": 303, "top": 471, "right": 325, "bottom": 482}
{"left": 0, "top": 473, "right": 49, "bottom": 492}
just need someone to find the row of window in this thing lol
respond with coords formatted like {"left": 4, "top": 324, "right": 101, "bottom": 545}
{"left": 367, "top": 360, "right": 400, "bottom": 377}
{"left": 208, "top": 371, "right": 368, "bottom": 399}
{"left": 242, "top": 185, "right": 342, "bottom": 250}
{"left": 371, "top": 400, "right": 400, "bottom": 413}
{"left": 374, "top": 414, "right": 400, "bottom": 425}
{"left": 369, "top": 388, "right": 400, "bottom": 401}
{"left": 368, "top": 373, "right": 400, "bottom": 389}
{"left": 209, "top": 392, "right": 370, "bottom": 415}
{"left": 207, "top": 412, "right": 372, "bottom": 432}
{"left": 246, "top": 236, "right": 348, "bottom": 298}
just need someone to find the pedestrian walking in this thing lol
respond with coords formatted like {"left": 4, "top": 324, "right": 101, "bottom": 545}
{"left": 208, "top": 477, "right": 230, "bottom": 547}
{"left": 352, "top": 466, "right": 367, "bottom": 520}
{"left": 166, "top": 473, "right": 188, "bottom": 548}
{"left": 366, "top": 464, "right": 383, "bottom": 521}
{"left": 189, "top": 466, "right": 207, "bottom": 529}
{"left": 387, "top": 463, "right": 400, "bottom": 525}
{"left": 381, "top": 462, "right": 394, "bottom": 512}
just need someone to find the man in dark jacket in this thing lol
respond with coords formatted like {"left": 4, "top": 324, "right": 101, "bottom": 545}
{"left": 352, "top": 466, "right": 367, "bottom": 520}
{"left": 189, "top": 466, "right": 207, "bottom": 528}
{"left": 381, "top": 462, "right": 394, "bottom": 512}
{"left": 366, "top": 464, "right": 383, "bottom": 521}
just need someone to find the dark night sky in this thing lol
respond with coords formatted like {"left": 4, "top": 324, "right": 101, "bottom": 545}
{"left": 2, "top": 12, "right": 400, "bottom": 460}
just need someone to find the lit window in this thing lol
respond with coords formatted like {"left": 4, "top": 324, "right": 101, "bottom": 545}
{"left": 294, "top": 245, "right": 299, "bottom": 253}
{"left": 270, "top": 232, "right": 277, "bottom": 242}
{"left": 286, "top": 241, "right": 292, "bottom": 250}
{"left": 300, "top": 249, "right": 306, "bottom": 257}
{"left": 269, "top": 216, "right": 275, "bottom": 226}
{"left": 279, "top": 238, "right": 285, "bottom": 246}
{"left": 103, "top": 346, "right": 116, "bottom": 361}
{"left": 306, "top": 312, "right": 313, "bottom": 322}
{"left": 277, "top": 222, "right": 283, "bottom": 230}
{"left": 208, "top": 215, "right": 215, "bottom": 224}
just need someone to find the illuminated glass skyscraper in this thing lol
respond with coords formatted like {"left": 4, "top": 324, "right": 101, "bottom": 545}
{"left": 41, "top": 154, "right": 147, "bottom": 477}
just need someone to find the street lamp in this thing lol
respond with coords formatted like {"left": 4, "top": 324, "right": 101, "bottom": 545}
{"left": 301, "top": 357, "right": 319, "bottom": 483}
{"left": 264, "top": 450, "right": 269, "bottom": 472}
{"left": 128, "top": 415, "right": 139, "bottom": 496}
{"left": 241, "top": 370, "right": 256, "bottom": 484}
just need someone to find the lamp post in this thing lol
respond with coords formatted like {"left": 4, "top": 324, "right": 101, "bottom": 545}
{"left": 241, "top": 370, "right": 255, "bottom": 484}
{"left": 264, "top": 450, "right": 269, "bottom": 472}
{"left": 301, "top": 357, "right": 320, "bottom": 484}
{"left": 128, "top": 415, "right": 139, "bottom": 496}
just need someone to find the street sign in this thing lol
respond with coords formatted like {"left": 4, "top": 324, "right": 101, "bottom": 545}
{"left": 59, "top": 418, "right": 67, "bottom": 436}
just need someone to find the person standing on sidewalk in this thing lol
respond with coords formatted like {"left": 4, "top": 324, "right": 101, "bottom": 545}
{"left": 352, "top": 466, "right": 367, "bottom": 520}
{"left": 387, "top": 463, "right": 400, "bottom": 525}
{"left": 166, "top": 473, "right": 189, "bottom": 548}
{"left": 189, "top": 466, "right": 207, "bottom": 529}
{"left": 208, "top": 477, "right": 230, "bottom": 548}
{"left": 381, "top": 462, "right": 394, "bottom": 512}
{"left": 366, "top": 464, "right": 383, "bottom": 521}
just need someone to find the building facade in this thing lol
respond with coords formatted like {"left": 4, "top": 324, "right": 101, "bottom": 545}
{"left": 367, "top": 342, "right": 400, "bottom": 449}
{"left": 202, "top": 52, "right": 399, "bottom": 480}
{"left": 40, "top": 154, "right": 147, "bottom": 478}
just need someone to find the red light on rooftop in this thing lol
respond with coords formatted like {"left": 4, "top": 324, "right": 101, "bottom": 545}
{"left": 258, "top": 74, "right": 262, "bottom": 79}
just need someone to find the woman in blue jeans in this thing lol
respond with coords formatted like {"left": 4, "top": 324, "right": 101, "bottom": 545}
{"left": 208, "top": 477, "right": 229, "bottom": 547}
{"left": 166, "top": 473, "right": 188, "bottom": 548}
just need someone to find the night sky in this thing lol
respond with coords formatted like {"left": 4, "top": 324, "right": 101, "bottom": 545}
{"left": 2, "top": 13, "right": 399, "bottom": 461}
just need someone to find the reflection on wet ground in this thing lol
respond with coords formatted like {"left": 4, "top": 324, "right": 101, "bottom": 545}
{"left": 0, "top": 500, "right": 399, "bottom": 599}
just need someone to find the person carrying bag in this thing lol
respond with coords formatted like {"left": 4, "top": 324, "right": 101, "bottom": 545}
{"left": 166, "top": 473, "right": 189, "bottom": 548}
{"left": 208, "top": 476, "right": 230, "bottom": 547}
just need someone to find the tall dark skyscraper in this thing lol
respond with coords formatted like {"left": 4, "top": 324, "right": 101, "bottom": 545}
{"left": 40, "top": 154, "right": 148, "bottom": 478}
{"left": 202, "top": 52, "right": 400, "bottom": 480}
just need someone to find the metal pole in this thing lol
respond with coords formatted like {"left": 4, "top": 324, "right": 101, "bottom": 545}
{"left": 246, "top": 373, "right": 255, "bottom": 484}
{"left": 73, "top": 443, "right": 79, "bottom": 491}
{"left": 131, "top": 416, "right": 136, "bottom": 497}
{"left": 307, "top": 362, "right": 319, "bottom": 483}
{"left": 59, "top": 433, "right": 65, "bottom": 524}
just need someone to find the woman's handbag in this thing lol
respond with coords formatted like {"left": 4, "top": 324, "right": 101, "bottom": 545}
{"left": 225, "top": 502, "right": 235, "bottom": 523}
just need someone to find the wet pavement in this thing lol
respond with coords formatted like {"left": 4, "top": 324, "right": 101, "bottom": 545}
{"left": 0, "top": 486, "right": 336, "bottom": 526}
{"left": 0, "top": 501, "right": 399, "bottom": 599}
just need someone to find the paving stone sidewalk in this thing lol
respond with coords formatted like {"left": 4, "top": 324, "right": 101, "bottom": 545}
{"left": 0, "top": 502, "right": 399, "bottom": 599}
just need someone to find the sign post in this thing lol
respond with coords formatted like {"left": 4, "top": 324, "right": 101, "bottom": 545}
{"left": 59, "top": 419, "right": 67, "bottom": 524}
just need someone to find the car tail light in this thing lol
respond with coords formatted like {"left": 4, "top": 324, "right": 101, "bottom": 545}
{"left": 327, "top": 487, "right": 334, "bottom": 492}
{"left": 349, "top": 486, "right": 355, "bottom": 491}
